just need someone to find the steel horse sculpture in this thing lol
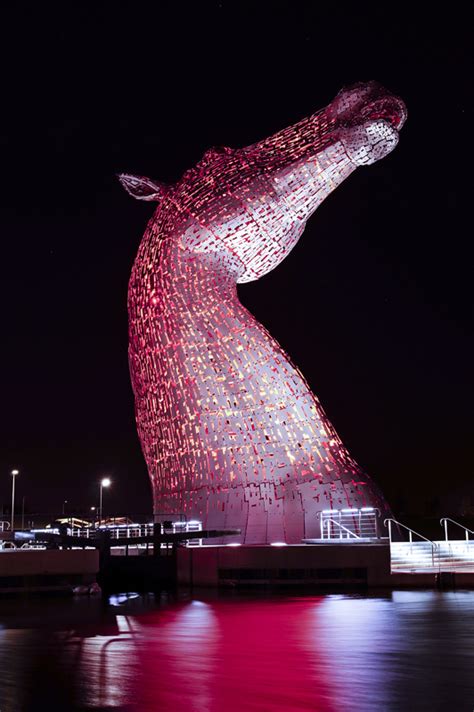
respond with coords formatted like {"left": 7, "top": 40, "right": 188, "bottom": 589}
{"left": 120, "top": 81, "right": 406, "bottom": 543}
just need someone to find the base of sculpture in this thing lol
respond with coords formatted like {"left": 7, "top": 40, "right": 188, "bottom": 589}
{"left": 154, "top": 480, "right": 389, "bottom": 544}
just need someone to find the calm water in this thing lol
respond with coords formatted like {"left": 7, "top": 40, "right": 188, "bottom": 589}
{"left": 0, "top": 590, "right": 473, "bottom": 711}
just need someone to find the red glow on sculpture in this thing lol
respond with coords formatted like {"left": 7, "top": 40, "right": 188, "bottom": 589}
{"left": 120, "top": 81, "right": 406, "bottom": 543}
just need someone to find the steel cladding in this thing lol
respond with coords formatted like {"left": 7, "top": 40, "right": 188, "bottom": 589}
{"left": 120, "top": 81, "right": 406, "bottom": 543}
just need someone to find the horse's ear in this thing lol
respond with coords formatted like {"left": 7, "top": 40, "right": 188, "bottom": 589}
{"left": 117, "top": 173, "right": 169, "bottom": 201}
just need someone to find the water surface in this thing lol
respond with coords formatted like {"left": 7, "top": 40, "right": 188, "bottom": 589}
{"left": 0, "top": 590, "right": 473, "bottom": 711}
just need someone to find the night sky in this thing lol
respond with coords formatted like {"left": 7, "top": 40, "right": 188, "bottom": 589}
{"left": 0, "top": 3, "right": 472, "bottom": 518}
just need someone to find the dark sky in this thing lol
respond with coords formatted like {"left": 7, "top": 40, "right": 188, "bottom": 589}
{"left": 0, "top": 2, "right": 472, "bottom": 517}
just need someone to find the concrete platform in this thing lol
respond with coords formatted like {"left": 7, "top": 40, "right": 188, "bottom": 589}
{"left": 177, "top": 542, "right": 474, "bottom": 588}
{"left": 0, "top": 549, "right": 99, "bottom": 594}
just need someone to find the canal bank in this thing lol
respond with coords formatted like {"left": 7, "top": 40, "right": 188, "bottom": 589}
{"left": 0, "top": 549, "right": 98, "bottom": 594}
{"left": 177, "top": 542, "right": 474, "bottom": 589}
{"left": 3, "top": 514, "right": 474, "bottom": 594}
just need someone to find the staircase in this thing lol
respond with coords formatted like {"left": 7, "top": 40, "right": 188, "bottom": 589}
{"left": 386, "top": 518, "right": 474, "bottom": 575}
{"left": 437, "top": 541, "right": 474, "bottom": 572}
{"left": 390, "top": 541, "right": 439, "bottom": 573}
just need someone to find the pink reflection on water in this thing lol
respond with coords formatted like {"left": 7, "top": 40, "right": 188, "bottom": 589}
{"left": 3, "top": 592, "right": 473, "bottom": 709}
{"left": 75, "top": 598, "right": 343, "bottom": 710}
{"left": 137, "top": 601, "right": 220, "bottom": 711}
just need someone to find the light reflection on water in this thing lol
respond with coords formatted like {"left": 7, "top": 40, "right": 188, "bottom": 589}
{"left": 0, "top": 590, "right": 473, "bottom": 711}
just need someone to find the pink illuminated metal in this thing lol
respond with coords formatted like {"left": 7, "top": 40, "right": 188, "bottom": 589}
{"left": 120, "top": 81, "right": 406, "bottom": 543}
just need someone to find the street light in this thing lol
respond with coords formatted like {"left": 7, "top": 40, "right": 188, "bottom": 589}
{"left": 62, "top": 500, "right": 68, "bottom": 516}
{"left": 99, "top": 478, "right": 111, "bottom": 527}
{"left": 10, "top": 469, "right": 19, "bottom": 531}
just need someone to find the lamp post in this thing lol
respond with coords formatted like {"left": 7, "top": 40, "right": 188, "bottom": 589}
{"left": 62, "top": 500, "right": 68, "bottom": 517}
{"left": 10, "top": 469, "right": 19, "bottom": 531}
{"left": 99, "top": 478, "right": 111, "bottom": 527}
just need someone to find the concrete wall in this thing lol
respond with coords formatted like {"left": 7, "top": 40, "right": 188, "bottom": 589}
{"left": 177, "top": 543, "right": 390, "bottom": 587}
{"left": 177, "top": 544, "right": 474, "bottom": 588}
{"left": 0, "top": 549, "right": 99, "bottom": 577}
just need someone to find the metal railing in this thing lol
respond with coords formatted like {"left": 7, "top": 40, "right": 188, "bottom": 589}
{"left": 440, "top": 518, "right": 474, "bottom": 542}
{"left": 0, "top": 512, "right": 183, "bottom": 532}
{"left": 380, "top": 517, "right": 474, "bottom": 575}
{"left": 323, "top": 518, "right": 361, "bottom": 540}
{"left": 69, "top": 520, "right": 203, "bottom": 548}
{"left": 384, "top": 518, "right": 438, "bottom": 546}
{"left": 385, "top": 518, "right": 439, "bottom": 571}
{"left": 70, "top": 523, "right": 155, "bottom": 540}
{"left": 320, "top": 507, "right": 380, "bottom": 540}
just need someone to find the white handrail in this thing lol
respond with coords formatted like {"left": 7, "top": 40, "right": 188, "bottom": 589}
{"left": 325, "top": 518, "right": 360, "bottom": 540}
{"left": 440, "top": 517, "right": 474, "bottom": 542}
{"left": 384, "top": 518, "right": 439, "bottom": 569}
{"left": 384, "top": 518, "right": 438, "bottom": 546}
